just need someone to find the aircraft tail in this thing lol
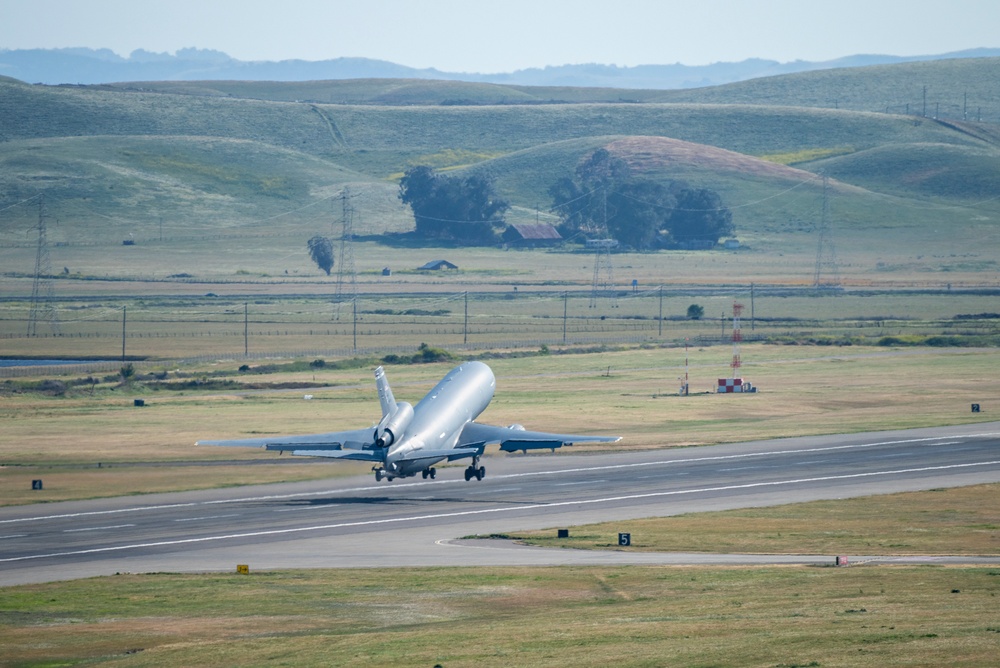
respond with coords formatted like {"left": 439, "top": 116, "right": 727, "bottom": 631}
{"left": 375, "top": 366, "right": 396, "bottom": 417}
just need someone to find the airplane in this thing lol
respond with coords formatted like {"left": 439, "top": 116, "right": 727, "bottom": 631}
{"left": 197, "top": 360, "right": 620, "bottom": 482}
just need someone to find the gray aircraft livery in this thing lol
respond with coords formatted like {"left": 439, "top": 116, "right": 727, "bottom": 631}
{"left": 198, "top": 361, "right": 621, "bottom": 482}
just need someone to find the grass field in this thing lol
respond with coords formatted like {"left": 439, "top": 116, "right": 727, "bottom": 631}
{"left": 2, "top": 344, "right": 997, "bottom": 505}
{"left": 512, "top": 483, "right": 1000, "bottom": 556}
{"left": 2, "top": 484, "right": 998, "bottom": 667}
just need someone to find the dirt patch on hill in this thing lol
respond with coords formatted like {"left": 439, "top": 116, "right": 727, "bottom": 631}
{"left": 605, "top": 136, "right": 817, "bottom": 182}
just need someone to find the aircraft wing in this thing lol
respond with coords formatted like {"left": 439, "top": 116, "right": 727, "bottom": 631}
{"left": 457, "top": 422, "right": 621, "bottom": 453}
{"left": 197, "top": 427, "right": 379, "bottom": 458}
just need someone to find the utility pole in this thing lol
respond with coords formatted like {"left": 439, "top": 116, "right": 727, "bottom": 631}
{"left": 658, "top": 285, "right": 663, "bottom": 337}
{"left": 563, "top": 291, "right": 568, "bottom": 344}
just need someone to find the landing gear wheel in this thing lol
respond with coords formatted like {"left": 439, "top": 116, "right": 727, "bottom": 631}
{"left": 422, "top": 470, "right": 429, "bottom": 479}
{"left": 429, "top": 467, "right": 437, "bottom": 479}
{"left": 464, "top": 467, "right": 472, "bottom": 482}
{"left": 375, "top": 469, "right": 383, "bottom": 482}
{"left": 475, "top": 465, "right": 485, "bottom": 481}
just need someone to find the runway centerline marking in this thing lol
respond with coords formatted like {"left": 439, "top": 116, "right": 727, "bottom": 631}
{"left": 63, "top": 524, "right": 135, "bottom": 533}
{"left": 4, "top": 459, "right": 999, "bottom": 564}
{"left": 173, "top": 514, "right": 240, "bottom": 523}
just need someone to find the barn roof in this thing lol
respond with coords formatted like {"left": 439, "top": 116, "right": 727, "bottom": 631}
{"left": 418, "top": 259, "right": 458, "bottom": 270}
{"left": 508, "top": 223, "right": 562, "bottom": 240}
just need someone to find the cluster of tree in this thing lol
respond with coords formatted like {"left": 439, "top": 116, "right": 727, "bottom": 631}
{"left": 398, "top": 166, "right": 509, "bottom": 244}
{"left": 307, "top": 235, "right": 334, "bottom": 275}
{"left": 548, "top": 149, "right": 734, "bottom": 250}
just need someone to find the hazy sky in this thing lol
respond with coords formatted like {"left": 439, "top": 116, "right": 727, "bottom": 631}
{"left": 2, "top": 0, "right": 998, "bottom": 72}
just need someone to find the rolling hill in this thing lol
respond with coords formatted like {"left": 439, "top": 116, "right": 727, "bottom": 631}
{"left": 1, "top": 57, "right": 998, "bottom": 276}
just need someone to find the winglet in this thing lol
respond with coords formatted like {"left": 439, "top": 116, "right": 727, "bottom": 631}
{"left": 375, "top": 366, "right": 397, "bottom": 418}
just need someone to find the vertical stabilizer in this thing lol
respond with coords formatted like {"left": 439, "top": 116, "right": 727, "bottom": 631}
{"left": 374, "top": 366, "right": 397, "bottom": 418}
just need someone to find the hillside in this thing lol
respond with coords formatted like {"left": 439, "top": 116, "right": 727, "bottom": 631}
{"left": 651, "top": 57, "right": 1000, "bottom": 124}
{"left": 1, "top": 57, "right": 998, "bottom": 284}
{"left": 90, "top": 57, "right": 1000, "bottom": 127}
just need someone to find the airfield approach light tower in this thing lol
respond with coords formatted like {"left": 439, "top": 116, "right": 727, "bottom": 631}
{"left": 730, "top": 302, "right": 743, "bottom": 380}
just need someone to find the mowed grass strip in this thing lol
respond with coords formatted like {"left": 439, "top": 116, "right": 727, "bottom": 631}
{"left": 510, "top": 483, "right": 1000, "bottom": 556}
{"left": 1, "top": 564, "right": 997, "bottom": 665}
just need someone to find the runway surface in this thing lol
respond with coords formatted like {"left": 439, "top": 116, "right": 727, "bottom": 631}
{"left": 3, "top": 422, "right": 1000, "bottom": 586}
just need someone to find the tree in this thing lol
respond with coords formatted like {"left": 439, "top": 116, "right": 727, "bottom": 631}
{"left": 399, "top": 166, "right": 509, "bottom": 244}
{"left": 667, "top": 189, "right": 734, "bottom": 245}
{"left": 607, "top": 180, "right": 675, "bottom": 249}
{"left": 687, "top": 304, "right": 705, "bottom": 320}
{"left": 307, "top": 235, "right": 334, "bottom": 275}
{"left": 550, "top": 148, "right": 674, "bottom": 250}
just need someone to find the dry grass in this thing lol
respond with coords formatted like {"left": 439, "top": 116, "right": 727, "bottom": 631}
{"left": 513, "top": 483, "right": 1000, "bottom": 555}
{"left": 1, "top": 344, "right": 996, "bottom": 505}
{"left": 2, "top": 563, "right": 998, "bottom": 666}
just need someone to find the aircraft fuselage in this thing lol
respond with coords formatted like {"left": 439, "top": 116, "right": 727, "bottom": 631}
{"left": 383, "top": 360, "right": 496, "bottom": 477}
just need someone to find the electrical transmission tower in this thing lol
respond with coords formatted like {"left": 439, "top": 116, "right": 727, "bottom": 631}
{"left": 332, "top": 188, "right": 358, "bottom": 320}
{"left": 589, "top": 188, "right": 618, "bottom": 308}
{"left": 27, "top": 195, "right": 60, "bottom": 336}
{"left": 813, "top": 175, "right": 841, "bottom": 289}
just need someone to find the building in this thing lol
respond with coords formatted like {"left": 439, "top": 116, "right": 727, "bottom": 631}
{"left": 418, "top": 260, "right": 458, "bottom": 271}
{"left": 502, "top": 223, "right": 563, "bottom": 248}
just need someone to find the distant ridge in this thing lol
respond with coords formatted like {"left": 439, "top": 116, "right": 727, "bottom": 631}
{"left": 1, "top": 46, "right": 998, "bottom": 88}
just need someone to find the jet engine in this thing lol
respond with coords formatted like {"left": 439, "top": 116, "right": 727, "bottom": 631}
{"left": 376, "top": 401, "right": 414, "bottom": 448}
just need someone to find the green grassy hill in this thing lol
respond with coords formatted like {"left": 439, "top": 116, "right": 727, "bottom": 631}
{"left": 1, "top": 58, "right": 998, "bottom": 282}
{"left": 98, "top": 57, "right": 1000, "bottom": 120}
{"left": 651, "top": 57, "right": 1000, "bottom": 122}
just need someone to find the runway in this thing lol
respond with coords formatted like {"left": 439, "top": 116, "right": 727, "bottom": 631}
{"left": 3, "top": 422, "right": 1000, "bottom": 586}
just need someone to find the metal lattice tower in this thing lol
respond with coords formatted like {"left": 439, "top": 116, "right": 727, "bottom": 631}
{"left": 813, "top": 175, "right": 841, "bottom": 289}
{"left": 332, "top": 188, "right": 357, "bottom": 320}
{"left": 589, "top": 188, "right": 618, "bottom": 308}
{"left": 589, "top": 241, "right": 617, "bottom": 308}
{"left": 27, "top": 195, "right": 60, "bottom": 336}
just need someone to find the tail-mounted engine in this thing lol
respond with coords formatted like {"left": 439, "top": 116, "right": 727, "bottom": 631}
{"left": 376, "top": 401, "right": 414, "bottom": 448}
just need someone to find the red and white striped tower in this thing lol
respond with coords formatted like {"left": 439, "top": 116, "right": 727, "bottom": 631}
{"left": 730, "top": 302, "right": 743, "bottom": 380}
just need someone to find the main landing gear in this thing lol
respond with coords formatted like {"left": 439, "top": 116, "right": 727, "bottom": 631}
{"left": 464, "top": 456, "right": 485, "bottom": 482}
{"left": 373, "top": 467, "right": 393, "bottom": 482}
{"left": 421, "top": 467, "right": 437, "bottom": 480}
